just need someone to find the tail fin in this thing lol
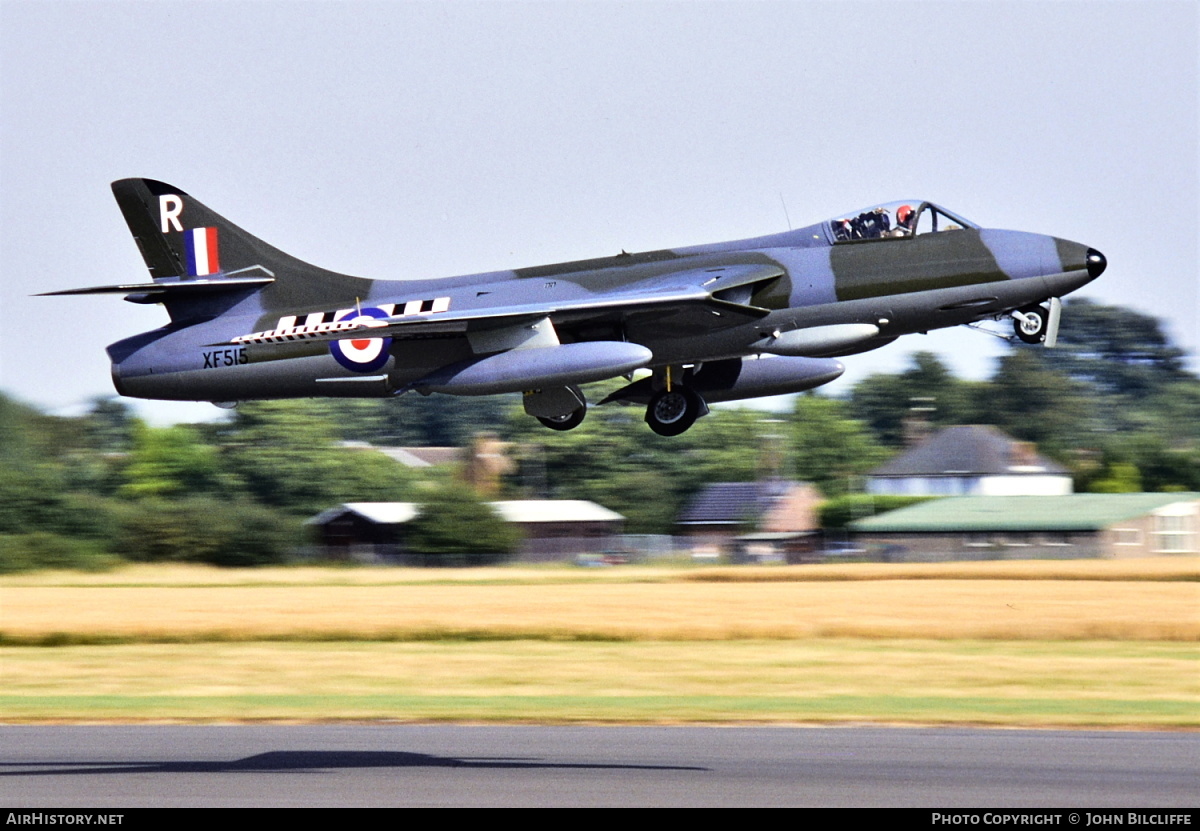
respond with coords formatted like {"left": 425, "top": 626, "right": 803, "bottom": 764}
{"left": 111, "top": 178, "right": 370, "bottom": 317}
{"left": 113, "top": 178, "right": 342, "bottom": 280}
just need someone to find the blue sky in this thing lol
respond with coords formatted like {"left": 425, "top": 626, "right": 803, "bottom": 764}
{"left": 2, "top": 1, "right": 1196, "bottom": 423}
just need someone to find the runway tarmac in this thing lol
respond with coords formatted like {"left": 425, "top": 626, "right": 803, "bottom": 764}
{"left": 1, "top": 725, "right": 1195, "bottom": 808}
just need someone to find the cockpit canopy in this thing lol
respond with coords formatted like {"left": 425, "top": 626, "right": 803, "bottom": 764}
{"left": 827, "top": 201, "right": 978, "bottom": 243}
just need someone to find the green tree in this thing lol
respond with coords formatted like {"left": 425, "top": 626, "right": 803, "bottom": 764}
{"left": 850, "top": 352, "right": 981, "bottom": 447}
{"left": 120, "top": 423, "right": 224, "bottom": 498}
{"left": 0, "top": 393, "right": 125, "bottom": 563}
{"left": 405, "top": 484, "right": 520, "bottom": 564}
{"left": 789, "top": 394, "right": 889, "bottom": 495}
{"left": 1088, "top": 462, "right": 1142, "bottom": 494}
{"left": 1043, "top": 298, "right": 1189, "bottom": 398}
{"left": 978, "top": 350, "right": 1094, "bottom": 456}
{"left": 0, "top": 533, "right": 117, "bottom": 573}
{"left": 354, "top": 394, "right": 516, "bottom": 447}
{"left": 83, "top": 397, "right": 137, "bottom": 453}
{"left": 215, "top": 401, "right": 416, "bottom": 515}
{"left": 1080, "top": 434, "right": 1200, "bottom": 494}
{"left": 116, "top": 497, "right": 299, "bottom": 566}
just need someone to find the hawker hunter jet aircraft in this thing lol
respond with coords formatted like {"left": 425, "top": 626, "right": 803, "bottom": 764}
{"left": 45, "top": 179, "right": 1106, "bottom": 435}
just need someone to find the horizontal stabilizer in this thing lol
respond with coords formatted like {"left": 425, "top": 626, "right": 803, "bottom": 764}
{"left": 38, "top": 275, "right": 274, "bottom": 298}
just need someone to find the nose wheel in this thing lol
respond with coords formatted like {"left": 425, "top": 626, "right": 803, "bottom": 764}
{"left": 1012, "top": 304, "right": 1050, "bottom": 344}
{"left": 645, "top": 386, "right": 705, "bottom": 436}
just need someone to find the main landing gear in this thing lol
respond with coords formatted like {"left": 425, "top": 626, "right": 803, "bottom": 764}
{"left": 536, "top": 406, "right": 586, "bottom": 431}
{"left": 645, "top": 387, "right": 705, "bottom": 436}
{"left": 644, "top": 367, "right": 709, "bottom": 436}
{"left": 526, "top": 385, "right": 588, "bottom": 431}
{"left": 526, "top": 369, "right": 711, "bottom": 436}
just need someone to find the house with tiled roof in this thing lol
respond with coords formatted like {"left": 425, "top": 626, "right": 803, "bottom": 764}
{"left": 866, "top": 425, "right": 1072, "bottom": 497}
{"left": 676, "top": 480, "right": 822, "bottom": 560}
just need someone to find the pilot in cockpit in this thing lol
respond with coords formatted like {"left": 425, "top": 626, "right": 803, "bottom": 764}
{"left": 892, "top": 204, "right": 916, "bottom": 236}
{"left": 850, "top": 208, "right": 891, "bottom": 239}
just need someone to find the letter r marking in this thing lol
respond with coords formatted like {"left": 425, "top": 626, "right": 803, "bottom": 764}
{"left": 159, "top": 195, "right": 184, "bottom": 233}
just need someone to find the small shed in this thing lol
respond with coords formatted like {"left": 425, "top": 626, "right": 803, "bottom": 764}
{"left": 848, "top": 492, "right": 1200, "bottom": 561}
{"left": 308, "top": 502, "right": 420, "bottom": 561}
{"left": 489, "top": 500, "right": 625, "bottom": 561}
{"left": 308, "top": 499, "right": 624, "bottom": 563}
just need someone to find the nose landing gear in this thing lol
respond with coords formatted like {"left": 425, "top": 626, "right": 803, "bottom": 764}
{"left": 1011, "top": 297, "right": 1062, "bottom": 346}
{"left": 1012, "top": 305, "right": 1049, "bottom": 343}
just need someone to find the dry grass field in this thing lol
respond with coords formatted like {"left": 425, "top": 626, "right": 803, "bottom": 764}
{"left": 3, "top": 560, "right": 1197, "bottom": 643}
{"left": 2, "top": 560, "right": 1197, "bottom": 725}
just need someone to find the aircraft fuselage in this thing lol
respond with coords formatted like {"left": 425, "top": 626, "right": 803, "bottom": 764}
{"left": 57, "top": 183, "right": 1104, "bottom": 435}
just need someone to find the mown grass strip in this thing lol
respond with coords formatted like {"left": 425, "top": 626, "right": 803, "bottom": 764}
{"left": 3, "top": 640, "right": 1195, "bottom": 727}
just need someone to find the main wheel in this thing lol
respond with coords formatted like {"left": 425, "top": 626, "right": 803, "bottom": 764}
{"left": 537, "top": 405, "right": 586, "bottom": 431}
{"left": 645, "top": 387, "right": 702, "bottom": 436}
{"left": 1013, "top": 305, "right": 1049, "bottom": 344}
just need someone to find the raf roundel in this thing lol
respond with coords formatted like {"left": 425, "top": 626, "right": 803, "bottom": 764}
{"left": 330, "top": 307, "right": 392, "bottom": 373}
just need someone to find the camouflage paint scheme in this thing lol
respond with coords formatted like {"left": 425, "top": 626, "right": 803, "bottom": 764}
{"left": 45, "top": 179, "right": 1105, "bottom": 435}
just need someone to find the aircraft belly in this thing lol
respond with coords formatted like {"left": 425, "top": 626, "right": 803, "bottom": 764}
{"left": 631, "top": 323, "right": 763, "bottom": 366}
{"left": 886, "top": 280, "right": 1030, "bottom": 331}
{"left": 114, "top": 354, "right": 386, "bottom": 400}
{"left": 112, "top": 332, "right": 472, "bottom": 400}
{"left": 744, "top": 273, "right": 1052, "bottom": 354}
{"left": 800, "top": 276, "right": 1051, "bottom": 337}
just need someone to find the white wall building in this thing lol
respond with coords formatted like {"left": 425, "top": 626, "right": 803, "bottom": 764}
{"left": 867, "top": 425, "right": 1073, "bottom": 497}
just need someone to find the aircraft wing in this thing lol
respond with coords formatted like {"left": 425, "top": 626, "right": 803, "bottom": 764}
{"left": 223, "top": 263, "right": 782, "bottom": 347}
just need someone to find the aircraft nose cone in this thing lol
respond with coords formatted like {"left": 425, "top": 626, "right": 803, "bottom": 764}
{"left": 1086, "top": 248, "right": 1107, "bottom": 279}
